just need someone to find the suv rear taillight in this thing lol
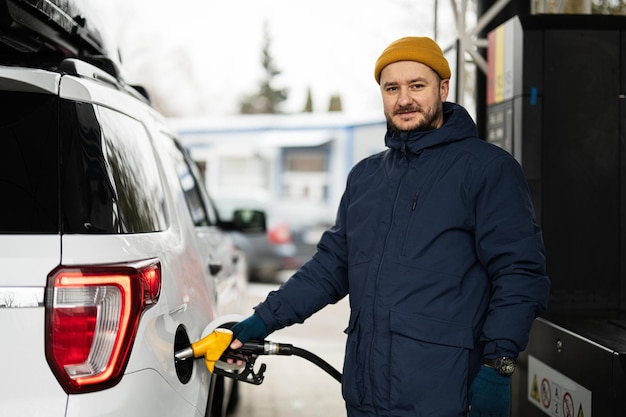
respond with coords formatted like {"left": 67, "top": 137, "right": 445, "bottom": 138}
{"left": 45, "top": 260, "right": 161, "bottom": 394}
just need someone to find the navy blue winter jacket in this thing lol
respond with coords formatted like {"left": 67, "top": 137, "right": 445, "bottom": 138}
{"left": 254, "top": 102, "right": 550, "bottom": 416}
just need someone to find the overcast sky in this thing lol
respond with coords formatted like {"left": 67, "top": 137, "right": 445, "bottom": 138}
{"left": 84, "top": 0, "right": 458, "bottom": 117}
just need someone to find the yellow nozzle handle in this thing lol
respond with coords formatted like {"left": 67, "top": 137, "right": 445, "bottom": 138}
{"left": 191, "top": 328, "right": 234, "bottom": 373}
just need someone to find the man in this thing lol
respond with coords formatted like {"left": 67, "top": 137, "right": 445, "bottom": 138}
{"left": 230, "top": 36, "right": 550, "bottom": 417}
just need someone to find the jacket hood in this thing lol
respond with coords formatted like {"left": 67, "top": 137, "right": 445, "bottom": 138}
{"left": 384, "top": 102, "right": 478, "bottom": 154}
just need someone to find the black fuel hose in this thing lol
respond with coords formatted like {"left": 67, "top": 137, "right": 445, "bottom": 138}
{"left": 236, "top": 340, "right": 342, "bottom": 383}
{"left": 277, "top": 345, "right": 342, "bottom": 383}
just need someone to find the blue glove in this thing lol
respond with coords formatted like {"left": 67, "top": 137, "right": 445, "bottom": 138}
{"left": 469, "top": 365, "right": 511, "bottom": 417}
{"left": 230, "top": 314, "right": 268, "bottom": 343}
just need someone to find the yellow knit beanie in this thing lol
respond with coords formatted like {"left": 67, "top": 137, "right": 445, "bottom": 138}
{"left": 374, "top": 36, "right": 451, "bottom": 84}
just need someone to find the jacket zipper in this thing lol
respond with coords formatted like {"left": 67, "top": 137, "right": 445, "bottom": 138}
{"left": 368, "top": 153, "right": 411, "bottom": 415}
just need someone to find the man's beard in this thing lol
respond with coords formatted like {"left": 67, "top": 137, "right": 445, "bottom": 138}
{"left": 387, "top": 105, "right": 443, "bottom": 132}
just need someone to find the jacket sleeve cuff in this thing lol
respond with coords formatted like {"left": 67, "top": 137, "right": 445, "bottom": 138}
{"left": 253, "top": 303, "right": 277, "bottom": 334}
{"left": 482, "top": 340, "right": 518, "bottom": 360}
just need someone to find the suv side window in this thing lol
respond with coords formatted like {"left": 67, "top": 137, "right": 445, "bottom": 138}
{"left": 0, "top": 91, "right": 59, "bottom": 233}
{"left": 60, "top": 101, "right": 168, "bottom": 234}
{"left": 155, "top": 132, "right": 217, "bottom": 227}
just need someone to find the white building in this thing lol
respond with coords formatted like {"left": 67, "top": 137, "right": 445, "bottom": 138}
{"left": 169, "top": 112, "right": 387, "bottom": 212}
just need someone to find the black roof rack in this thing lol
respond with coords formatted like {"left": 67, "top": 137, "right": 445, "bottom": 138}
{"left": 1, "top": 0, "right": 152, "bottom": 103}
{"left": 59, "top": 57, "right": 118, "bottom": 86}
{"left": 0, "top": 0, "right": 108, "bottom": 60}
{"left": 58, "top": 57, "right": 151, "bottom": 104}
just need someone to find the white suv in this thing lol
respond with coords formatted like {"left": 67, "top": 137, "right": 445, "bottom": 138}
{"left": 0, "top": 1, "right": 260, "bottom": 416}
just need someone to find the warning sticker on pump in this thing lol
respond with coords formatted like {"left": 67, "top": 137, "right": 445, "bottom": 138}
{"left": 527, "top": 355, "right": 591, "bottom": 417}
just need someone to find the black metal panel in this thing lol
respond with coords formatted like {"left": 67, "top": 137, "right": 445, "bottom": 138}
{"left": 513, "top": 318, "right": 626, "bottom": 417}
{"left": 520, "top": 28, "right": 544, "bottom": 224}
{"left": 541, "top": 28, "right": 622, "bottom": 315}
{"left": 620, "top": 29, "right": 626, "bottom": 324}
{"left": 486, "top": 14, "right": 626, "bottom": 417}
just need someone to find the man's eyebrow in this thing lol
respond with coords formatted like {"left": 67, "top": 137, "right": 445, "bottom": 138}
{"left": 408, "top": 77, "right": 429, "bottom": 84}
{"left": 382, "top": 77, "right": 430, "bottom": 89}
{"left": 381, "top": 81, "right": 398, "bottom": 88}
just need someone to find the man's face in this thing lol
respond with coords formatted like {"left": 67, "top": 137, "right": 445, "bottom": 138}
{"left": 379, "top": 61, "right": 449, "bottom": 132}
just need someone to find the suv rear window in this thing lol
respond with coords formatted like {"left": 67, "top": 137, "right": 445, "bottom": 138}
{"left": 0, "top": 91, "right": 59, "bottom": 233}
{"left": 60, "top": 101, "right": 168, "bottom": 234}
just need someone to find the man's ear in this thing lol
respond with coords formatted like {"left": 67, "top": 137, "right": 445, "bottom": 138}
{"left": 440, "top": 78, "right": 450, "bottom": 102}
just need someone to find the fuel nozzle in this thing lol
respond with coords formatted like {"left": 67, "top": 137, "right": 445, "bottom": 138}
{"left": 174, "top": 328, "right": 233, "bottom": 373}
{"left": 214, "top": 339, "right": 275, "bottom": 385}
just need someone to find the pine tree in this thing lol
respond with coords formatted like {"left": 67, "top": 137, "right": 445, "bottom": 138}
{"left": 328, "top": 94, "right": 343, "bottom": 112}
{"left": 239, "top": 22, "right": 288, "bottom": 114}
{"left": 303, "top": 87, "right": 313, "bottom": 112}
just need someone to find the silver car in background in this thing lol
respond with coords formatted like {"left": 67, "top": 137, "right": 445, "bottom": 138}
{"left": 213, "top": 195, "right": 334, "bottom": 283}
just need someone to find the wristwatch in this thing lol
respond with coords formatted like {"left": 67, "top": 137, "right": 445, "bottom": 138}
{"left": 484, "top": 356, "right": 516, "bottom": 376}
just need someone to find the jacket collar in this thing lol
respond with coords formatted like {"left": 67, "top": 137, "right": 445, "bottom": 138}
{"left": 384, "top": 102, "right": 478, "bottom": 155}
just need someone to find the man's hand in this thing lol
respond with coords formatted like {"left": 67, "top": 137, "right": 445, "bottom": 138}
{"left": 230, "top": 338, "right": 243, "bottom": 350}
{"left": 226, "top": 314, "right": 268, "bottom": 366}
{"left": 469, "top": 365, "right": 511, "bottom": 417}
{"left": 229, "top": 314, "right": 268, "bottom": 349}
{"left": 226, "top": 338, "right": 244, "bottom": 366}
